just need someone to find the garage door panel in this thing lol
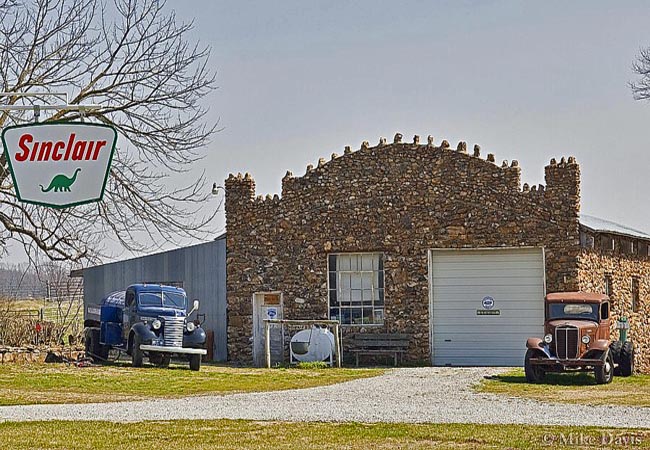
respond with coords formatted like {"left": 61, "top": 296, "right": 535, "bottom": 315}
{"left": 430, "top": 248, "right": 545, "bottom": 367}
{"left": 432, "top": 322, "right": 542, "bottom": 332}
{"left": 431, "top": 287, "right": 544, "bottom": 297}
{"left": 432, "top": 276, "right": 544, "bottom": 287}
{"left": 433, "top": 312, "right": 540, "bottom": 327}
{"left": 432, "top": 356, "right": 524, "bottom": 367}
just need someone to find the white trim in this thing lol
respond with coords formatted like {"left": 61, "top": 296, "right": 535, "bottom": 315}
{"left": 139, "top": 345, "right": 206, "bottom": 355}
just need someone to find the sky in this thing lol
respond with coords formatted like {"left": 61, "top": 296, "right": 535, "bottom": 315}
{"left": 175, "top": 1, "right": 650, "bottom": 236}
{"left": 10, "top": 1, "right": 650, "bottom": 262}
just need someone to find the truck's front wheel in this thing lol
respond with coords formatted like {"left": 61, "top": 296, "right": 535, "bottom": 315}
{"left": 524, "top": 349, "right": 545, "bottom": 383}
{"left": 594, "top": 350, "right": 614, "bottom": 384}
{"left": 132, "top": 334, "right": 144, "bottom": 368}
{"left": 189, "top": 354, "right": 201, "bottom": 371}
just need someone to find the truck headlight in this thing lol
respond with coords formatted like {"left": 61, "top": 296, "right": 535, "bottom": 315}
{"left": 544, "top": 334, "right": 553, "bottom": 344}
{"left": 186, "top": 321, "right": 196, "bottom": 332}
{"left": 581, "top": 335, "right": 590, "bottom": 344}
{"left": 152, "top": 319, "right": 162, "bottom": 330}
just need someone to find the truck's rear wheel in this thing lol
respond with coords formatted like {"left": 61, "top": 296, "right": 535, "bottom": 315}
{"left": 619, "top": 341, "right": 634, "bottom": 377}
{"left": 132, "top": 334, "right": 143, "bottom": 368}
{"left": 524, "top": 348, "right": 545, "bottom": 383}
{"left": 189, "top": 354, "right": 201, "bottom": 371}
{"left": 594, "top": 350, "right": 614, "bottom": 384}
{"left": 610, "top": 341, "right": 622, "bottom": 376}
{"left": 84, "top": 328, "right": 108, "bottom": 361}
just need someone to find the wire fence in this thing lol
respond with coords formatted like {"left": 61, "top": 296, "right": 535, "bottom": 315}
{"left": 0, "top": 278, "right": 84, "bottom": 347}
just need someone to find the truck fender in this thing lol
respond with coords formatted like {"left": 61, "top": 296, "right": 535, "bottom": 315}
{"left": 131, "top": 322, "right": 157, "bottom": 345}
{"left": 526, "top": 338, "right": 551, "bottom": 358}
{"left": 588, "top": 339, "right": 610, "bottom": 354}
{"left": 183, "top": 326, "right": 207, "bottom": 348}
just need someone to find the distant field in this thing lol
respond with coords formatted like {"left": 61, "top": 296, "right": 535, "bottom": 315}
{"left": 478, "top": 368, "right": 650, "bottom": 407}
{"left": 0, "top": 363, "right": 382, "bottom": 405}
{"left": 0, "top": 420, "right": 647, "bottom": 450}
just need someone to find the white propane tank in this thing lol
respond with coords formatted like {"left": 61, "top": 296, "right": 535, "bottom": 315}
{"left": 290, "top": 326, "right": 335, "bottom": 363}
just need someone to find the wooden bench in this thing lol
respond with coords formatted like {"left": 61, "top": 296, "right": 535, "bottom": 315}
{"left": 348, "top": 333, "right": 410, "bottom": 367}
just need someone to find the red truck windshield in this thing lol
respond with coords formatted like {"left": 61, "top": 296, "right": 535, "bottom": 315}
{"left": 548, "top": 303, "right": 599, "bottom": 321}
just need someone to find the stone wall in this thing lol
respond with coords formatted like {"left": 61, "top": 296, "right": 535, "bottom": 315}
{"left": 577, "top": 249, "right": 650, "bottom": 373}
{"left": 0, "top": 346, "right": 84, "bottom": 363}
{"left": 226, "top": 134, "right": 582, "bottom": 364}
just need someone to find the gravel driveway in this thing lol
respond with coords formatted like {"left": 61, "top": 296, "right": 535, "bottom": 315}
{"left": 0, "top": 367, "right": 648, "bottom": 427}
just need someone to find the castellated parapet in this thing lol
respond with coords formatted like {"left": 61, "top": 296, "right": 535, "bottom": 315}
{"left": 225, "top": 134, "right": 583, "bottom": 364}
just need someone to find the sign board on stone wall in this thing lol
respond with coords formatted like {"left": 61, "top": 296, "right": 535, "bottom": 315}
{"left": 1, "top": 122, "right": 117, "bottom": 209}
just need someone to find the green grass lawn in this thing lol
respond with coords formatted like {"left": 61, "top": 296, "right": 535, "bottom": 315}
{"left": 0, "top": 363, "right": 381, "bottom": 406}
{"left": 0, "top": 420, "right": 646, "bottom": 449}
{"left": 478, "top": 368, "right": 650, "bottom": 406}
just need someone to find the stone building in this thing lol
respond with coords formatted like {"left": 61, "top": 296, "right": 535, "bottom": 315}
{"left": 225, "top": 133, "right": 649, "bottom": 372}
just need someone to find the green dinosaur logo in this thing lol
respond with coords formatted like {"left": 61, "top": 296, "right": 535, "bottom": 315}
{"left": 39, "top": 168, "right": 81, "bottom": 193}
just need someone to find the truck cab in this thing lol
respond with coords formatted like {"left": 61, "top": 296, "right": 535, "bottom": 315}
{"left": 84, "top": 284, "right": 207, "bottom": 371}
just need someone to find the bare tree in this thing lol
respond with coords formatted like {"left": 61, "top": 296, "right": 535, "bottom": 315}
{"left": 0, "top": 0, "right": 220, "bottom": 263}
{"left": 631, "top": 46, "right": 650, "bottom": 101}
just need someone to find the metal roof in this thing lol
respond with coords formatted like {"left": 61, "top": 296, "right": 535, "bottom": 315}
{"left": 580, "top": 214, "right": 650, "bottom": 240}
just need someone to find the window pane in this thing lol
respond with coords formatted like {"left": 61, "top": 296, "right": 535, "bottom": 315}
{"left": 329, "top": 289, "right": 338, "bottom": 306}
{"left": 362, "top": 308, "right": 373, "bottom": 324}
{"left": 341, "top": 273, "right": 351, "bottom": 290}
{"left": 329, "top": 272, "right": 337, "bottom": 289}
{"left": 378, "top": 270, "right": 384, "bottom": 289}
{"left": 362, "top": 272, "right": 373, "bottom": 289}
{"left": 338, "top": 255, "right": 351, "bottom": 271}
{"left": 362, "top": 289, "right": 373, "bottom": 302}
{"left": 328, "top": 254, "right": 336, "bottom": 271}
{"left": 350, "top": 308, "right": 362, "bottom": 324}
{"left": 340, "top": 308, "right": 351, "bottom": 324}
{"left": 329, "top": 307, "right": 340, "bottom": 321}
{"left": 340, "top": 289, "right": 351, "bottom": 303}
{"left": 361, "top": 254, "right": 374, "bottom": 271}
{"left": 351, "top": 290, "right": 362, "bottom": 302}
{"left": 374, "top": 309, "right": 384, "bottom": 324}
{"left": 351, "top": 273, "right": 362, "bottom": 289}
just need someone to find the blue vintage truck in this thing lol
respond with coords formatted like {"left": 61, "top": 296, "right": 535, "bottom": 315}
{"left": 84, "top": 284, "right": 207, "bottom": 371}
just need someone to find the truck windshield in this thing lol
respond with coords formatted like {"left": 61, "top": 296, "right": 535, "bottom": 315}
{"left": 548, "top": 303, "right": 598, "bottom": 321}
{"left": 139, "top": 292, "right": 186, "bottom": 309}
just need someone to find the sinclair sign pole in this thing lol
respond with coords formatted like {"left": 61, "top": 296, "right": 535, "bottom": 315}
{"left": 0, "top": 92, "right": 117, "bottom": 209}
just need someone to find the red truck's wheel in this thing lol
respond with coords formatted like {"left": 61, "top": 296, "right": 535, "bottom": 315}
{"left": 594, "top": 350, "right": 614, "bottom": 384}
{"left": 619, "top": 341, "right": 634, "bottom": 377}
{"left": 524, "top": 349, "right": 545, "bottom": 383}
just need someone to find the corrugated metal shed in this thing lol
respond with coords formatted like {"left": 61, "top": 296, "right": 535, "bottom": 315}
{"left": 80, "top": 235, "right": 227, "bottom": 361}
{"left": 580, "top": 214, "right": 650, "bottom": 240}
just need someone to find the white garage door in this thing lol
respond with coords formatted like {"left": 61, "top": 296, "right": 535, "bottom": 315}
{"left": 429, "top": 248, "right": 545, "bottom": 366}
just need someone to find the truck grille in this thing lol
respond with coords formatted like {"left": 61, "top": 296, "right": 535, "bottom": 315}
{"left": 555, "top": 326, "right": 579, "bottom": 359}
{"left": 162, "top": 317, "right": 184, "bottom": 348}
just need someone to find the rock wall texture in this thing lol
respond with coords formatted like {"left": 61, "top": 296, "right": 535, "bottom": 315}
{"left": 577, "top": 250, "right": 650, "bottom": 373}
{"left": 225, "top": 134, "right": 584, "bottom": 365}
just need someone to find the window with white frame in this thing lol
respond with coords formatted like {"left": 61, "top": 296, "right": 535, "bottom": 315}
{"left": 328, "top": 253, "right": 384, "bottom": 325}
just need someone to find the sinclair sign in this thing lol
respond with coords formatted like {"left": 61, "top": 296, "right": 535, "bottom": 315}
{"left": 1, "top": 122, "right": 117, "bottom": 208}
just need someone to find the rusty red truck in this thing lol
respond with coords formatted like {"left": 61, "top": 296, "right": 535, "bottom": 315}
{"left": 525, "top": 292, "right": 634, "bottom": 384}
